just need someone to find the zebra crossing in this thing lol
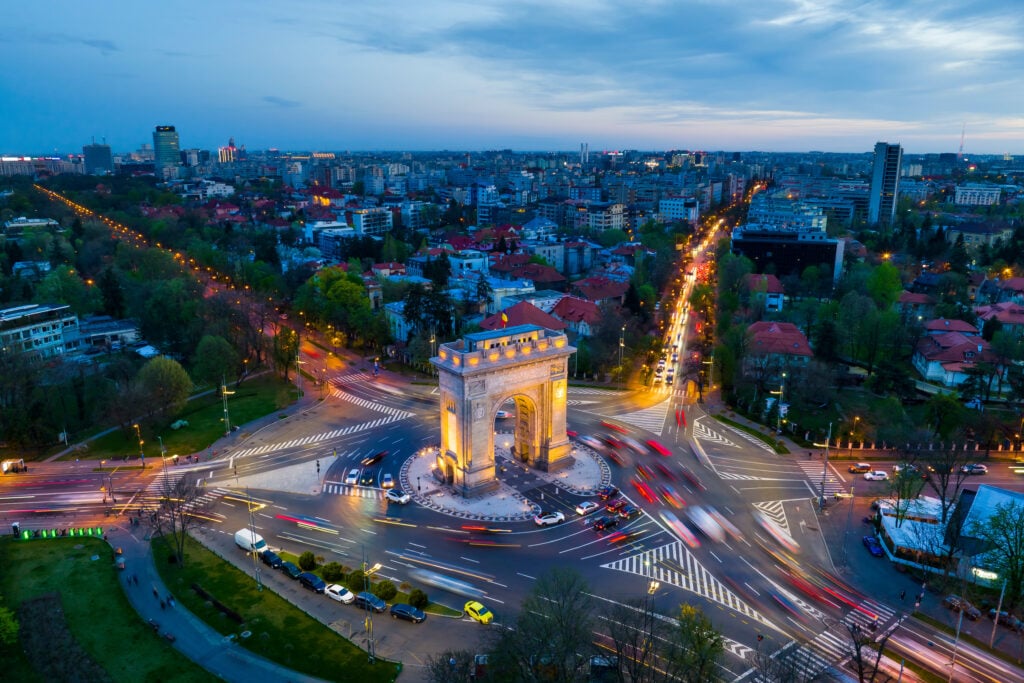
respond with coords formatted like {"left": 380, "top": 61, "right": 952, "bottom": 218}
{"left": 230, "top": 415, "right": 406, "bottom": 458}
{"left": 605, "top": 398, "right": 671, "bottom": 436}
{"left": 716, "top": 471, "right": 771, "bottom": 481}
{"left": 716, "top": 422, "right": 775, "bottom": 453}
{"left": 752, "top": 500, "right": 790, "bottom": 535}
{"left": 795, "top": 460, "right": 846, "bottom": 497}
{"left": 321, "top": 482, "right": 385, "bottom": 499}
{"left": 602, "top": 541, "right": 772, "bottom": 627}
{"left": 842, "top": 598, "right": 895, "bottom": 633}
{"left": 329, "top": 389, "right": 414, "bottom": 418}
{"left": 569, "top": 387, "right": 620, "bottom": 396}
{"left": 139, "top": 470, "right": 229, "bottom": 518}
{"left": 692, "top": 421, "right": 739, "bottom": 448}
{"left": 326, "top": 371, "right": 374, "bottom": 385}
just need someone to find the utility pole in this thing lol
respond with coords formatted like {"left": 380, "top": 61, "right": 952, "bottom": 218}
{"left": 990, "top": 578, "right": 1008, "bottom": 648}
{"left": 222, "top": 376, "right": 236, "bottom": 436}
{"left": 818, "top": 422, "right": 832, "bottom": 510}
{"left": 247, "top": 487, "right": 262, "bottom": 592}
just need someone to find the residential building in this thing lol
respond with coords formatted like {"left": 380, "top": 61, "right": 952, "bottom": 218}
{"left": 975, "top": 302, "right": 1024, "bottom": 339}
{"left": 587, "top": 202, "right": 625, "bottom": 232}
{"left": 943, "top": 222, "right": 1014, "bottom": 250}
{"left": 742, "top": 321, "right": 813, "bottom": 381}
{"left": 896, "top": 291, "right": 935, "bottom": 321}
{"left": 658, "top": 197, "right": 700, "bottom": 224}
{"left": 746, "top": 195, "right": 827, "bottom": 232}
{"left": 480, "top": 301, "right": 566, "bottom": 332}
{"left": 351, "top": 208, "right": 392, "bottom": 236}
{"left": 868, "top": 142, "right": 902, "bottom": 226}
{"left": 743, "top": 274, "right": 785, "bottom": 312}
{"left": 0, "top": 303, "right": 79, "bottom": 358}
{"left": 954, "top": 184, "right": 1001, "bottom": 206}
{"left": 912, "top": 332, "right": 994, "bottom": 387}
{"left": 551, "top": 296, "right": 600, "bottom": 337}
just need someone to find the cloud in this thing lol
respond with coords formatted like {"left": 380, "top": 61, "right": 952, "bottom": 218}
{"left": 263, "top": 95, "right": 301, "bottom": 108}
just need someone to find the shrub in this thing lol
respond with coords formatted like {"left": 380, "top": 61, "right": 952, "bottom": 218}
{"left": 399, "top": 581, "right": 412, "bottom": 592}
{"left": 373, "top": 580, "right": 397, "bottom": 601}
{"left": 322, "top": 562, "right": 345, "bottom": 582}
{"left": 408, "top": 588, "right": 428, "bottom": 608}
{"left": 298, "top": 551, "right": 316, "bottom": 571}
{"left": 347, "top": 569, "right": 366, "bottom": 593}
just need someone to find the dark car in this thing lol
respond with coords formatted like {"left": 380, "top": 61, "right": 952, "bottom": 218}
{"left": 280, "top": 561, "right": 302, "bottom": 579}
{"left": 605, "top": 499, "right": 627, "bottom": 513}
{"left": 862, "top": 536, "right": 884, "bottom": 558}
{"left": 593, "top": 515, "right": 619, "bottom": 532}
{"left": 943, "top": 595, "right": 981, "bottom": 620}
{"left": 361, "top": 450, "right": 388, "bottom": 467}
{"left": 260, "top": 549, "right": 283, "bottom": 569}
{"left": 354, "top": 591, "right": 386, "bottom": 613}
{"left": 596, "top": 485, "right": 619, "bottom": 500}
{"left": 298, "top": 572, "right": 326, "bottom": 593}
{"left": 390, "top": 603, "right": 426, "bottom": 623}
{"left": 989, "top": 609, "right": 1023, "bottom": 631}
{"left": 618, "top": 505, "right": 641, "bottom": 520}
{"left": 360, "top": 470, "right": 376, "bottom": 486}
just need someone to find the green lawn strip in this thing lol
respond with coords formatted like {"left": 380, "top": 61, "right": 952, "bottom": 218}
{"left": 276, "top": 551, "right": 461, "bottom": 617}
{"left": 912, "top": 611, "right": 1023, "bottom": 668}
{"left": 0, "top": 536, "right": 210, "bottom": 682}
{"left": 712, "top": 415, "right": 789, "bottom": 454}
{"left": 59, "top": 375, "right": 297, "bottom": 462}
{"left": 155, "top": 535, "right": 398, "bottom": 682}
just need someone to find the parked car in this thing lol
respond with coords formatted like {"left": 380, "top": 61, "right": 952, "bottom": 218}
{"left": 943, "top": 595, "right": 981, "bottom": 620}
{"left": 864, "top": 471, "right": 888, "bottom": 481}
{"left": 390, "top": 603, "right": 426, "bottom": 623}
{"left": 575, "top": 501, "right": 600, "bottom": 516}
{"left": 298, "top": 572, "right": 326, "bottom": 594}
{"left": 385, "top": 489, "right": 411, "bottom": 504}
{"left": 961, "top": 464, "right": 988, "bottom": 475}
{"left": 862, "top": 536, "right": 884, "bottom": 557}
{"left": 465, "top": 600, "right": 493, "bottom": 624}
{"left": 344, "top": 468, "right": 360, "bottom": 485}
{"left": 353, "top": 591, "right": 386, "bottom": 613}
{"left": 593, "top": 515, "right": 619, "bottom": 532}
{"left": 325, "top": 584, "right": 355, "bottom": 603}
{"left": 988, "top": 609, "right": 1023, "bottom": 631}
{"left": 259, "top": 549, "right": 283, "bottom": 569}
{"left": 848, "top": 463, "right": 872, "bottom": 473}
{"left": 280, "top": 561, "right": 302, "bottom": 579}
{"left": 596, "top": 485, "right": 619, "bottom": 500}
{"left": 534, "top": 511, "right": 565, "bottom": 526}
{"left": 381, "top": 473, "right": 395, "bottom": 489}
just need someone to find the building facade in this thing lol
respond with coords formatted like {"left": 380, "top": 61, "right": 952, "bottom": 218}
{"left": 152, "top": 125, "right": 180, "bottom": 178}
{"left": 868, "top": 142, "right": 902, "bottom": 226}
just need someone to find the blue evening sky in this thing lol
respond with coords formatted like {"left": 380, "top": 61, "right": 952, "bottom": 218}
{"left": 1, "top": 1, "right": 1022, "bottom": 155}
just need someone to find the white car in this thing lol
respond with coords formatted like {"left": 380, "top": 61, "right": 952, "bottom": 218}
{"left": 385, "top": 489, "right": 411, "bottom": 504}
{"left": 344, "top": 468, "right": 360, "bottom": 485}
{"left": 534, "top": 511, "right": 566, "bottom": 526}
{"left": 325, "top": 584, "right": 355, "bottom": 603}
{"left": 575, "top": 501, "right": 600, "bottom": 516}
{"left": 864, "top": 471, "right": 889, "bottom": 481}
{"left": 381, "top": 473, "right": 395, "bottom": 489}
{"left": 495, "top": 410, "right": 513, "bottom": 419}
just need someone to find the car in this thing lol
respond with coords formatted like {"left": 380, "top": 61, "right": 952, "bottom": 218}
{"left": 944, "top": 595, "right": 981, "bottom": 620}
{"left": 593, "top": 515, "right": 619, "bottom": 531}
{"left": 892, "top": 463, "right": 923, "bottom": 478}
{"left": 988, "top": 609, "right": 1023, "bottom": 631}
{"left": 390, "top": 603, "right": 426, "bottom": 623}
{"left": 646, "top": 440, "right": 672, "bottom": 456}
{"left": 575, "top": 501, "right": 600, "bottom": 516}
{"left": 325, "top": 584, "right": 355, "bottom": 603}
{"left": 654, "top": 462, "right": 677, "bottom": 481}
{"left": 360, "top": 470, "right": 375, "bottom": 486}
{"left": 605, "top": 499, "right": 627, "bottom": 513}
{"left": 618, "top": 504, "right": 641, "bottom": 519}
{"left": 961, "top": 464, "right": 988, "bottom": 475}
{"left": 353, "top": 591, "right": 386, "bottom": 613}
{"left": 632, "top": 479, "right": 657, "bottom": 503}
{"left": 298, "top": 572, "right": 326, "bottom": 593}
{"left": 864, "top": 471, "right": 889, "bottom": 481}
{"left": 534, "top": 511, "right": 566, "bottom": 526}
{"left": 259, "top": 549, "right": 283, "bottom": 569}
{"left": 596, "top": 485, "right": 619, "bottom": 500}
{"left": 381, "top": 473, "right": 395, "bottom": 489}
{"left": 849, "top": 463, "right": 872, "bottom": 474}
{"left": 862, "top": 536, "right": 884, "bottom": 557}
{"left": 465, "top": 600, "right": 493, "bottom": 624}
{"left": 653, "top": 374, "right": 663, "bottom": 384}
{"left": 495, "top": 410, "right": 513, "bottom": 419}
{"left": 279, "top": 561, "right": 302, "bottom": 579}
{"left": 344, "top": 468, "right": 360, "bottom": 485}
{"left": 665, "top": 376, "right": 674, "bottom": 385}
{"left": 361, "top": 450, "right": 388, "bottom": 467}
{"left": 385, "top": 489, "right": 411, "bottom": 504}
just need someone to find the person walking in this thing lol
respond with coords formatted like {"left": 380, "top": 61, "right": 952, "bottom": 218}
{"left": 900, "top": 590, "right": 906, "bottom": 601}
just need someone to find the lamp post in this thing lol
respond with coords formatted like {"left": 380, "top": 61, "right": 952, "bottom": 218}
{"left": 133, "top": 423, "right": 145, "bottom": 466}
{"left": 222, "top": 377, "right": 236, "bottom": 436}
{"left": 771, "top": 373, "right": 786, "bottom": 434}
{"left": 619, "top": 325, "right": 625, "bottom": 367}
{"left": 813, "top": 422, "right": 833, "bottom": 511}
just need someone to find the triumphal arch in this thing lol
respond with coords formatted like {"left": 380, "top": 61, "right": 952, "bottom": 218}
{"left": 431, "top": 324, "right": 576, "bottom": 497}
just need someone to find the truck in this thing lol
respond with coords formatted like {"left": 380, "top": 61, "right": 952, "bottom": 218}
{"left": 234, "top": 528, "right": 267, "bottom": 554}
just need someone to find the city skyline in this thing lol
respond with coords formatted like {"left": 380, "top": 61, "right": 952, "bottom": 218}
{"left": 2, "top": 1, "right": 1022, "bottom": 155}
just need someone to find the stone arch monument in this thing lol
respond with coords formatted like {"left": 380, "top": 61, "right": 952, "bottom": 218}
{"left": 431, "top": 324, "right": 576, "bottom": 497}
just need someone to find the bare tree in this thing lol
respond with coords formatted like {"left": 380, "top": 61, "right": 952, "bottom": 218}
{"left": 839, "top": 619, "right": 897, "bottom": 683}
{"left": 424, "top": 649, "right": 477, "bottom": 683}
{"left": 919, "top": 444, "right": 972, "bottom": 525}
{"left": 888, "top": 448, "right": 927, "bottom": 529}
{"left": 752, "top": 638, "right": 837, "bottom": 682}
{"left": 601, "top": 597, "right": 683, "bottom": 683}
{"left": 145, "top": 471, "right": 210, "bottom": 567}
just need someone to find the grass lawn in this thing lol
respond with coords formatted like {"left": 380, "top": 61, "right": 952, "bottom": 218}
{"left": 60, "top": 374, "right": 299, "bottom": 462}
{"left": 154, "top": 535, "right": 400, "bottom": 682}
{"left": 0, "top": 536, "right": 210, "bottom": 682}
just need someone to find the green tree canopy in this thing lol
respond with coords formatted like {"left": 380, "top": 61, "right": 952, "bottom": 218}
{"left": 136, "top": 356, "right": 193, "bottom": 420}
{"left": 866, "top": 262, "right": 903, "bottom": 310}
{"left": 191, "top": 335, "right": 240, "bottom": 389}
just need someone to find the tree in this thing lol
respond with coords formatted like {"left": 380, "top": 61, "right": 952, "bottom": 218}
{"left": 298, "top": 551, "right": 316, "bottom": 570}
{"left": 136, "top": 356, "right": 192, "bottom": 420}
{"left": 147, "top": 474, "right": 210, "bottom": 567}
{"left": 923, "top": 394, "right": 967, "bottom": 439}
{"left": 33, "top": 264, "right": 101, "bottom": 315}
{"left": 191, "top": 335, "right": 240, "bottom": 390}
{"left": 672, "top": 604, "right": 725, "bottom": 683}
{"left": 0, "top": 596, "right": 17, "bottom": 647}
{"left": 842, "top": 619, "right": 898, "bottom": 683}
{"left": 603, "top": 597, "right": 681, "bottom": 683}
{"left": 968, "top": 500, "right": 1024, "bottom": 611}
{"left": 425, "top": 650, "right": 476, "bottom": 683}
{"left": 866, "top": 262, "right": 902, "bottom": 310}
{"left": 920, "top": 444, "right": 972, "bottom": 525}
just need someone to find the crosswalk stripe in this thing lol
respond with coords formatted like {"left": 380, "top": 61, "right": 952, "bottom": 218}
{"left": 796, "top": 460, "right": 846, "bottom": 495}
{"left": 604, "top": 398, "right": 671, "bottom": 437}
{"left": 692, "top": 421, "right": 739, "bottom": 448}
{"left": 752, "top": 500, "right": 790, "bottom": 535}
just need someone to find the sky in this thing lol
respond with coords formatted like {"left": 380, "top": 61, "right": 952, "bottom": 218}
{"left": 2, "top": 0, "right": 1023, "bottom": 155}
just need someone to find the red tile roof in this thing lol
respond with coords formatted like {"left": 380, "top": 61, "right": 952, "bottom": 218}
{"left": 898, "top": 291, "right": 936, "bottom": 305}
{"left": 916, "top": 332, "right": 995, "bottom": 364}
{"left": 999, "top": 277, "right": 1024, "bottom": 294}
{"left": 551, "top": 296, "right": 601, "bottom": 325}
{"left": 480, "top": 301, "right": 566, "bottom": 331}
{"left": 744, "top": 273, "right": 785, "bottom": 295}
{"left": 572, "top": 277, "right": 629, "bottom": 302}
{"left": 975, "top": 302, "right": 1024, "bottom": 326}
{"left": 746, "top": 321, "right": 813, "bottom": 357}
{"left": 511, "top": 263, "right": 566, "bottom": 285}
{"left": 924, "top": 318, "right": 978, "bottom": 335}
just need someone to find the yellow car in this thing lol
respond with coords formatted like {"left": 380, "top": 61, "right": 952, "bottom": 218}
{"left": 465, "top": 600, "right": 493, "bottom": 625}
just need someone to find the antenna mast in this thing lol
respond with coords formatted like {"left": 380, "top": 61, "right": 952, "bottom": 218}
{"left": 958, "top": 122, "right": 966, "bottom": 161}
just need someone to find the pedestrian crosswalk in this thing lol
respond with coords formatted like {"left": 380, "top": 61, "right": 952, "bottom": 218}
{"left": 321, "top": 482, "right": 385, "bottom": 499}
{"left": 716, "top": 422, "right": 775, "bottom": 453}
{"left": 230, "top": 414, "right": 407, "bottom": 458}
{"left": 605, "top": 399, "right": 671, "bottom": 436}
{"left": 752, "top": 500, "right": 790, "bottom": 535}
{"left": 692, "top": 421, "right": 739, "bottom": 449}
{"left": 327, "top": 371, "right": 374, "bottom": 385}
{"left": 795, "top": 460, "right": 846, "bottom": 497}
{"left": 602, "top": 541, "right": 773, "bottom": 628}
{"left": 329, "top": 389, "right": 414, "bottom": 418}
{"left": 139, "top": 470, "right": 229, "bottom": 520}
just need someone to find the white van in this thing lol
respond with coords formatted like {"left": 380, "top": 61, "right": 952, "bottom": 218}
{"left": 234, "top": 528, "right": 267, "bottom": 553}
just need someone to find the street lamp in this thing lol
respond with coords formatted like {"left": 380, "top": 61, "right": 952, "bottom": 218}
{"left": 619, "top": 325, "right": 625, "bottom": 367}
{"left": 813, "top": 422, "right": 833, "bottom": 511}
{"left": 222, "top": 377, "right": 236, "bottom": 436}
{"left": 133, "top": 423, "right": 145, "bottom": 466}
{"left": 771, "top": 373, "right": 786, "bottom": 434}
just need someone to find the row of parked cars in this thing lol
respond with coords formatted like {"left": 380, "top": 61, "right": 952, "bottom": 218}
{"left": 942, "top": 594, "right": 1024, "bottom": 630}
{"left": 851, "top": 462, "right": 989, "bottom": 480}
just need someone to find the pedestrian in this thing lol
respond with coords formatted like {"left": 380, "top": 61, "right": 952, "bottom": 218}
{"left": 160, "top": 599, "right": 166, "bottom": 610}
{"left": 808, "top": 451, "right": 812, "bottom": 459}
{"left": 153, "top": 587, "right": 159, "bottom": 599}
{"left": 900, "top": 590, "right": 906, "bottom": 601}
{"left": 167, "top": 595, "right": 175, "bottom": 607}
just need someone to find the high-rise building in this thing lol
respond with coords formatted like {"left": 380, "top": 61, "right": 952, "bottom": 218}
{"left": 82, "top": 143, "right": 113, "bottom": 175}
{"left": 868, "top": 142, "right": 902, "bottom": 226}
{"left": 218, "top": 137, "right": 238, "bottom": 163}
{"left": 152, "top": 125, "right": 180, "bottom": 177}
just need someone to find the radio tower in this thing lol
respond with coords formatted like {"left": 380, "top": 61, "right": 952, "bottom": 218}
{"left": 958, "top": 122, "right": 966, "bottom": 161}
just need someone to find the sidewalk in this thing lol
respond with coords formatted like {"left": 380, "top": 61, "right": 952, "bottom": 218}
{"left": 108, "top": 522, "right": 329, "bottom": 683}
